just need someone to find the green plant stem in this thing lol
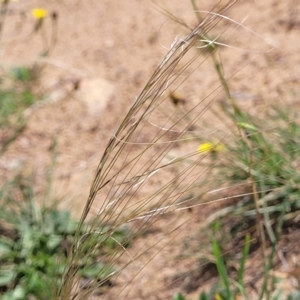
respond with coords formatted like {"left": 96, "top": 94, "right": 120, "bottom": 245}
{"left": 0, "top": 0, "right": 9, "bottom": 47}
{"left": 190, "top": 0, "right": 242, "bottom": 118}
{"left": 0, "top": 122, "right": 26, "bottom": 155}
{"left": 190, "top": 0, "right": 202, "bottom": 23}
{"left": 49, "top": 12, "right": 58, "bottom": 55}
{"left": 260, "top": 196, "right": 290, "bottom": 300}
{"left": 246, "top": 135, "right": 270, "bottom": 300}
{"left": 211, "top": 235, "right": 232, "bottom": 299}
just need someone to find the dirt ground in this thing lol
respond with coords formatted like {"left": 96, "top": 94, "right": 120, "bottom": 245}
{"left": 1, "top": 0, "right": 300, "bottom": 299}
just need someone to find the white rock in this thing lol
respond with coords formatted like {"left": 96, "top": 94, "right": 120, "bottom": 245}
{"left": 78, "top": 77, "right": 115, "bottom": 115}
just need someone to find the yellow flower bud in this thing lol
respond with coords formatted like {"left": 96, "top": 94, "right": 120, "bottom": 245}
{"left": 197, "top": 142, "right": 224, "bottom": 153}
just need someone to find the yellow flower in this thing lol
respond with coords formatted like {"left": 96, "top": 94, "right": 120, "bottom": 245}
{"left": 215, "top": 293, "right": 223, "bottom": 300}
{"left": 197, "top": 142, "right": 224, "bottom": 153}
{"left": 31, "top": 8, "right": 47, "bottom": 19}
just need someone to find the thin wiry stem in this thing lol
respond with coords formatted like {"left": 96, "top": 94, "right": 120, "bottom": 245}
{"left": 56, "top": 2, "right": 244, "bottom": 298}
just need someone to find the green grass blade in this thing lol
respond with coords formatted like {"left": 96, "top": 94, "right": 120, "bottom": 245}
{"left": 237, "top": 233, "right": 251, "bottom": 288}
{"left": 211, "top": 236, "right": 231, "bottom": 299}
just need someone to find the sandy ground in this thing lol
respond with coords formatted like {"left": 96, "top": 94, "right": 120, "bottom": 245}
{"left": 1, "top": 0, "right": 300, "bottom": 299}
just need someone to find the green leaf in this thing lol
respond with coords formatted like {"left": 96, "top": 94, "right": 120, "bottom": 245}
{"left": 11, "top": 285, "right": 26, "bottom": 299}
{"left": 213, "top": 220, "right": 220, "bottom": 233}
{"left": 237, "top": 234, "right": 250, "bottom": 287}
{"left": 47, "top": 234, "right": 62, "bottom": 250}
{"left": 173, "top": 292, "right": 185, "bottom": 300}
{"left": 11, "top": 66, "right": 32, "bottom": 82}
{"left": 211, "top": 236, "right": 231, "bottom": 298}
{"left": 1, "top": 285, "right": 26, "bottom": 300}
{"left": 81, "top": 262, "right": 114, "bottom": 279}
{"left": 199, "top": 291, "right": 209, "bottom": 300}
{"left": 0, "top": 239, "right": 13, "bottom": 258}
{"left": 0, "top": 269, "right": 15, "bottom": 286}
{"left": 272, "top": 290, "right": 282, "bottom": 300}
{"left": 236, "top": 122, "right": 257, "bottom": 131}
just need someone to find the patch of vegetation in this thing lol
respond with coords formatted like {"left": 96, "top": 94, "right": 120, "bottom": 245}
{"left": 0, "top": 64, "right": 39, "bottom": 123}
{"left": 0, "top": 172, "right": 129, "bottom": 300}
{"left": 160, "top": 0, "right": 300, "bottom": 298}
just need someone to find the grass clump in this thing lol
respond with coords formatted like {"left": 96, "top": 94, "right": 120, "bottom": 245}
{"left": 0, "top": 171, "right": 130, "bottom": 299}
{"left": 55, "top": 1, "right": 254, "bottom": 298}
{"left": 188, "top": 105, "right": 300, "bottom": 299}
